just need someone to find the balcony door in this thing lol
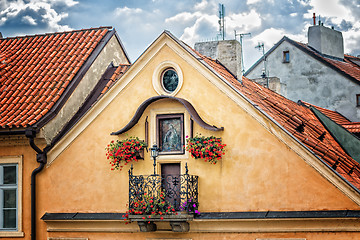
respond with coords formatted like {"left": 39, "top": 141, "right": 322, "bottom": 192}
{"left": 161, "top": 163, "right": 180, "bottom": 210}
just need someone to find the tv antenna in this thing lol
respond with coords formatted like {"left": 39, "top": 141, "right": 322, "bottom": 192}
{"left": 235, "top": 31, "right": 251, "bottom": 74}
{"left": 255, "top": 42, "right": 269, "bottom": 87}
{"left": 218, "top": 4, "right": 225, "bottom": 40}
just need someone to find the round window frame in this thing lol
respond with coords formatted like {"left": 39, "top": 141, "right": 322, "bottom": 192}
{"left": 152, "top": 61, "right": 183, "bottom": 96}
{"left": 161, "top": 68, "right": 179, "bottom": 93}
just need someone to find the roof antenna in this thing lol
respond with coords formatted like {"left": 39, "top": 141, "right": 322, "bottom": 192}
{"left": 255, "top": 42, "right": 268, "bottom": 87}
{"left": 235, "top": 31, "right": 251, "bottom": 74}
{"left": 218, "top": 3, "right": 225, "bottom": 40}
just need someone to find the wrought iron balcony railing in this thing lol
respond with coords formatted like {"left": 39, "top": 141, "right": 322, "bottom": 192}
{"left": 128, "top": 164, "right": 199, "bottom": 214}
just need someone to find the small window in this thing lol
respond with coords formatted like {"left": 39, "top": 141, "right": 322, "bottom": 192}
{"left": 156, "top": 114, "right": 184, "bottom": 155}
{"left": 283, "top": 51, "right": 290, "bottom": 63}
{"left": 357, "top": 94, "right": 360, "bottom": 107}
{"left": 0, "top": 156, "right": 23, "bottom": 237}
{"left": 0, "top": 164, "right": 17, "bottom": 230}
{"left": 161, "top": 68, "right": 179, "bottom": 93}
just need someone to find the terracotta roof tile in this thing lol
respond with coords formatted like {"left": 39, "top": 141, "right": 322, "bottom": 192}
{"left": 193, "top": 49, "right": 360, "bottom": 189}
{"left": 100, "top": 64, "right": 130, "bottom": 96}
{"left": 0, "top": 27, "right": 112, "bottom": 129}
{"left": 300, "top": 101, "right": 360, "bottom": 134}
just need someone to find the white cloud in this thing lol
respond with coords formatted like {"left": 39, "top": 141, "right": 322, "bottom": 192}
{"left": 247, "top": 0, "right": 261, "bottom": 4}
{"left": 53, "top": 0, "right": 79, "bottom": 7}
{"left": 180, "top": 14, "right": 218, "bottom": 45}
{"left": 251, "top": 27, "right": 306, "bottom": 51}
{"left": 305, "top": 0, "right": 354, "bottom": 23}
{"left": 226, "top": 9, "right": 262, "bottom": 33}
{"left": 0, "top": 0, "right": 76, "bottom": 32}
{"left": 194, "top": 0, "right": 208, "bottom": 11}
{"left": 22, "top": 15, "right": 37, "bottom": 25}
{"left": 165, "top": 12, "right": 201, "bottom": 25}
{"left": 114, "top": 6, "right": 143, "bottom": 16}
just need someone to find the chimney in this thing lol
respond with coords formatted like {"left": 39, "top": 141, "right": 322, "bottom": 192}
{"left": 0, "top": 32, "right": 2, "bottom": 39}
{"left": 194, "top": 40, "right": 242, "bottom": 79}
{"left": 308, "top": 25, "right": 344, "bottom": 59}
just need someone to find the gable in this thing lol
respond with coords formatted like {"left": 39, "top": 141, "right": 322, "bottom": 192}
{"left": 44, "top": 32, "right": 360, "bottom": 213}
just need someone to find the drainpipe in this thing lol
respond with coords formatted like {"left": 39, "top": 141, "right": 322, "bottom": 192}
{"left": 25, "top": 128, "right": 47, "bottom": 240}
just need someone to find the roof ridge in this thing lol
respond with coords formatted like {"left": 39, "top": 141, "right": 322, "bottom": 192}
{"left": 0, "top": 26, "right": 112, "bottom": 40}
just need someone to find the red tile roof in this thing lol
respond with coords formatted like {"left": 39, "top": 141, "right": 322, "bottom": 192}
{"left": 101, "top": 64, "right": 130, "bottom": 96}
{"left": 342, "top": 123, "right": 360, "bottom": 134}
{"left": 193, "top": 50, "right": 360, "bottom": 189}
{"left": 0, "top": 27, "right": 113, "bottom": 129}
{"left": 300, "top": 101, "right": 351, "bottom": 125}
{"left": 300, "top": 101, "right": 360, "bottom": 134}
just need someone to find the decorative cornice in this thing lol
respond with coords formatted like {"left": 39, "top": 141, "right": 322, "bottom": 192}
{"left": 110, "top": 95, "right": 224, "bottom": 135}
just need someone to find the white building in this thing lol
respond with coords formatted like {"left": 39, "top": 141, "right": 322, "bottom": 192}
{"left": 245, "top": 25, "right": 360, "bottom": 123}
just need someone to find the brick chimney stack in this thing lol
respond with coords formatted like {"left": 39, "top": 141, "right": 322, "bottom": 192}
{"left": 194, "top": 40, "right": 242, "bottom": 79}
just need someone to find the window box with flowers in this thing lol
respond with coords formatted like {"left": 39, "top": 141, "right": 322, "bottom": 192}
{"left": 124, "top": 191, "right": 195, "bottom": 232}
{"left": 186, "top": 135, "right": 226, "bottom": 164}
{"left": 106, "top": 137, "right": 147, "bottom": 171}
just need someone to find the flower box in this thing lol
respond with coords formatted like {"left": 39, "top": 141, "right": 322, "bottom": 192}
{"left": 128, "top": 213, "right": 193, "bottom": 232}
{"left": 106, "top": 137, "right": 147, "bottom": 171}
{"left": 186, "top": 135, "right": 226, "bottom": 164}
{"left": 128, "top": 212, "right": 193, "bottom": 222}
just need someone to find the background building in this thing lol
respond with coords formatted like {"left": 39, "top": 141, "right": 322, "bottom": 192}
{"left": 245, "top": 24, "right": 360, "bottom": 123}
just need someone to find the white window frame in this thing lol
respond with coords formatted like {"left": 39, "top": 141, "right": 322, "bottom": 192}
{"left": 0, "top": 156, "right": 23, "bottom": 237}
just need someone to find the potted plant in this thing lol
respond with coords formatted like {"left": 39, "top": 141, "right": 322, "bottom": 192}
{"left": 179, "top": 198, "right": 200, "bottom": 215}
{"left": 124, "top": 191, "right": 176, "bottom": 223}
{"left": 106, "top": 136, "right": 147, "bottom": 171}
{"left": 186, "top": 135, "right": 226, "bottom": 164}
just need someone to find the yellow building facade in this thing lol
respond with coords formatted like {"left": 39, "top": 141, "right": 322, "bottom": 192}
{"left": 37, "top": 32, "right": 360, "bottom": 240}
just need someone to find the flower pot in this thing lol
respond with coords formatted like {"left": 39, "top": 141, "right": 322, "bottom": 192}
{"left": 135, "top": 148, "right": 145, "bottom": 160}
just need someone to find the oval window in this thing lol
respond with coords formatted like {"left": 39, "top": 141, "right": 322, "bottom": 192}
{"left": 161, "top": 68, "right": 179, "bottom": 93}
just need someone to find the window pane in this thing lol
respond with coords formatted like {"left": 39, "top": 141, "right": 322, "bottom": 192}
{"left": 3, "top": 209, "right": 16, "bottom": 229}
{"left": 4, "top": 166, "right": 16, "bottom": 184}
{"left": 4, "top": 189, "right": 16, "bottom": 208}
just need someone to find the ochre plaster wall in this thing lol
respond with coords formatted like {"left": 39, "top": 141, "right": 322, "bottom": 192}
{"left": 0, "top": 142, "right": 45, "bottom": 240}
{"left": 46, "top": 229, "right": 360, "bottom": 240}
{"left": 37, "top": 42, "right": 360, "bottom": 239}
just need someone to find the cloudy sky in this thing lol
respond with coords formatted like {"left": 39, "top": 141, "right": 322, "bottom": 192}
{"left": 0, "top": 0, "right": 359, "bottom": 70}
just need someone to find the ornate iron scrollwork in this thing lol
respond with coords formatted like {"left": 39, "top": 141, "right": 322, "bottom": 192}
{"left": 129, "top": 166, "right": 199, "bottom": 213}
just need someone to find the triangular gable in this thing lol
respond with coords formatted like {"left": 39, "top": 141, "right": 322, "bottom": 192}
{"left": 245, "top": 36, "right": 360, "bottom": 86}
{"left": 47, "top": 30, "right": 360, "bottom": 206}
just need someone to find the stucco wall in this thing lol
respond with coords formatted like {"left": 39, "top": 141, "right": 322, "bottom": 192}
{"left": 0, "top": 141, "right": 46, "bottom": 239}
{"left": 42, "top": 34, "right": 129, "bottom": 144}
{"left": 37, "top": 40, "right": 360, "bottom": 239}
{"left": 246, "top": 41, "right": 360, "bottom": 122}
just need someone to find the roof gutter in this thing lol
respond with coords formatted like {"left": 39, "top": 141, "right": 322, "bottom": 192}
{"left": 25, "top": 127, "right": 47, "bottom": 240}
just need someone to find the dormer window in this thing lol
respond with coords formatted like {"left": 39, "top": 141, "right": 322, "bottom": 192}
{"left": 357, "top": 94, "right": 360, "bottom": 107}
{"left": 283, "top": 51, "right": 290, "bottom": 63}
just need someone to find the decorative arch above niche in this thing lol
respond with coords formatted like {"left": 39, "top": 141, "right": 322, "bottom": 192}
{"left": 110, "top": 96, "right": 224, "bottom": 135}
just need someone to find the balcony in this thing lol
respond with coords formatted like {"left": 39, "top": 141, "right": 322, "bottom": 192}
{"left": 128, "top": 164, "right": 198, "bottom": 232}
